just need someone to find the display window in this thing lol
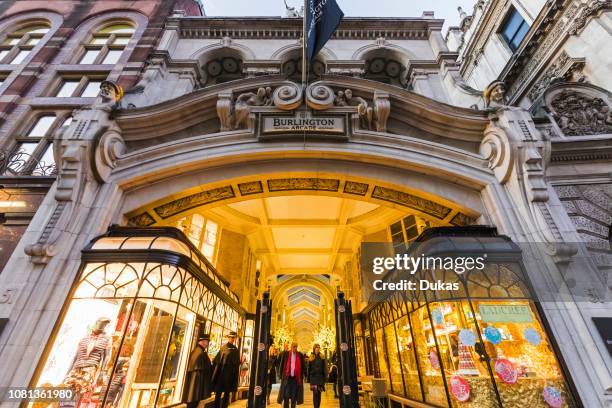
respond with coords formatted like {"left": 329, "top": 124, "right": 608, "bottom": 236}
{"left": 364, "top": 228, "right": 578, "bottom": 408}
{"left": 383, "top": 323, "right": 404, "bottom": 396}
{"left": 31, "top": 227, "right": 244, "bottom": 408}
{"left": 394, "top": 316, "right": 422, "bottom": 401}
{"left": 412, "top": 307, "right": 448, "bottom": 407}
{"left": 374, "top": 329, "right": 390, "bottom": 391}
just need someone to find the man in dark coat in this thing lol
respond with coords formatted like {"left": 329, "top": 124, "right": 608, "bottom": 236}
{"left": 182, "top": 334, "right": 213, "bottom": 408}
{"left": 277, "top": 342, "right": 306, "bottom": 408}
{"left": 212, "top": 331, "right": 240, "bottom": 408}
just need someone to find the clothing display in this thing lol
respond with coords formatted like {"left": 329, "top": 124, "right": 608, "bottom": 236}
{"left": 61, "top": 319, "right": 112, "bottom": 407}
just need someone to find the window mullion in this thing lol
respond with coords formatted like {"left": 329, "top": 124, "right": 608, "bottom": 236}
{"left": 75, "top": 77, "right": 88, "bottom": 96}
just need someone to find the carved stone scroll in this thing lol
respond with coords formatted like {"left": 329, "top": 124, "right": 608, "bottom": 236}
{"left": 273, "top": 82, "right": 303, "bottom": 110}
{"left": 306, "top": 84, "right": 335, "bottom": 110}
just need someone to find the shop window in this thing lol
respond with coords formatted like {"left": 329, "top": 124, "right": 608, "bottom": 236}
{"left": 500, "top": 7, "right": 530, "bottom": 51}
{"left": 4, "top": 114, "right": 67, "bottom": 176}
{"left": 0, "top": 23, "right": 50, "bottom": 64}
{"left": 33, "top": 228, "right": 244, "bottom": 408}
{"left": 394, "top": 316, "right": 423, "bottom": 400}
{"left": 374, "top": 329, "right": 391, "bottom": 390}
{"left": 384, "top": 323, "right": 406, "bottom": 396}
{"left": 366, "top": 227, "right": 578, "bottom": 407}
{"left": 55, "top": 76, "right": 105, "bottom": 97}
{"left": 78, "top": 23, "right": 135, "bottom": 65}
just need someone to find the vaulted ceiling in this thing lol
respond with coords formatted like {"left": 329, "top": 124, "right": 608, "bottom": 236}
{"left": 205, "top": 194, "right": 405, "bottom": 275}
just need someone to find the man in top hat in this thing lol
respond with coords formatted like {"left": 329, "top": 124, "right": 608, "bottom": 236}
{"left": 182, "top": 334, "right": 213, "bottom": 408}
{"left": 211, "top": 331, "right": 240, "bottom": 408}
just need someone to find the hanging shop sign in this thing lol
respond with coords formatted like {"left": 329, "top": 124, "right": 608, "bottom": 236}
{"left": 450, "top": 375, "right": 470, "bottom": 402}
{"left": 494, "top": 358, "right": 518, "bottom": 384}
{"left": 479, "top": 304, "right": 533, "bottom": 323}
{"left": 258, "top": 111, "right": 348, "bottom": 141}
{"left": 523, "top": 327, "right": 542, "bottom": 346}
{"left": 542, "top": 385, "right": 564, "bottom": 408}
{"left": 459, "top": 329, "right": 476, "bottom": 346}
{"left": 483, "top": 326, "right": 502, "bottom": 345}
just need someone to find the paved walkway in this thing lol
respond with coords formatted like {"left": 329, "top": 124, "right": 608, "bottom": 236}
{"left": 229, "top": 384, "right": 339, "bottom": 408}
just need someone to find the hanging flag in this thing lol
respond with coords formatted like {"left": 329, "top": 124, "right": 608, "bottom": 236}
{"left": 306, "top": 0, "right": 344, "bottom": 62}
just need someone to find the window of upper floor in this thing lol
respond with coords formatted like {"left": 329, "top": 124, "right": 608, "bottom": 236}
{"left": 52, "top": 74, "right": 106, "bottom": 98}
{"left": 2, "top": 114, "right": 72, "bottom": 176}
{"left": 499, "top": 7, "right": 530, "bottom": 52}
{"left": 77, "top": 22, "right": 135, "bottom": 65}
{"left": 0, "top": 23, "right": 50, "bottom": 64}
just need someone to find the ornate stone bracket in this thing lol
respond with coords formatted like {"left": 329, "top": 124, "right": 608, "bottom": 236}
{"left": 24, "top": 81, "right": 125, "bottom": 264}
{"left": 480, "top": 101, "right": 578, "bottom": 262}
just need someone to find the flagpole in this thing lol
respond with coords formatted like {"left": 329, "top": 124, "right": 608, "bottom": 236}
{"left": 302, "top": 0, "right": 307, "bottom": 86}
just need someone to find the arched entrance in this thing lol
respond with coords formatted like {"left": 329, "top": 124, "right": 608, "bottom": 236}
{"left": 1, "top": 69, "right": 597, "bottom": 408}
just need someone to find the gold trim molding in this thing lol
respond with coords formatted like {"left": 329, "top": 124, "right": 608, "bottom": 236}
{"left": 128, "top": 177, "right": 477, "bottom": 226}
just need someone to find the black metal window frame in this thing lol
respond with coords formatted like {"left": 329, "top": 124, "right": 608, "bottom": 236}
{"left": 31, "top": 225, "right": 246, "bottom": 407}
{"left": 1, "top": 112, "right": 72, "bottom": 177}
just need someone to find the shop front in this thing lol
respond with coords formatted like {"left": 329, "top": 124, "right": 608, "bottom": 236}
{"left": 30, "top": 226, "right": 245, "bottom": 408}
{"left": 362, "top": 227, "right": 579, "bottom": 408}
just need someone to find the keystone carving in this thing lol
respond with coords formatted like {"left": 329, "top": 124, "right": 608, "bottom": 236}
{"left": 306, "top": 84, "right": 335, "bottom": 110}
{"left": 215, "top": 82, "right": 392, "bottom": 132}
{"left": 273, "top": 82, "right": 303, "bottom": 110}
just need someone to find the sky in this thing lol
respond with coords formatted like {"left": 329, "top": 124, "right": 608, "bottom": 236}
{"left": 203, "top": 0, "right": 477, "bottom": 30}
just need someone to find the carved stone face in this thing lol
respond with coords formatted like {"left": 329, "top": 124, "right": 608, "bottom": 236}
{"left": 490, "top": 84, "right": 505, "bottom": 103}
{"left": 98, "top": 82, "right": 116, "bottom": 103}
{"left": 344, "top": 89, "right": 353, "bottom": 100}
{"left": 257, "top": 87, "right": 266, "bottom": 98}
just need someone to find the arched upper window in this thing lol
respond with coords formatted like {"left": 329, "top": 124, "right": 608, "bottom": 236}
{"left": 78, "top": 22, "right": 135, "bottom": 65}
{"left": 0, "top": 23, "right": 50, "bottom": 64}
{"left": 362, "top": 48, "right": 410, "bottom": 88}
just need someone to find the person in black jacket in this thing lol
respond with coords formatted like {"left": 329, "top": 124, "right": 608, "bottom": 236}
{"left": 307, "top": 344, "right": 328, "bottom": 408}
{"left": 327, "top": 363, "right": 338, "bottom": 398}
{"left": 212, "top": 331, "right": 240, "bottom": 408}
{"left": 266, "top": 345, "right": 279, "bottom": 404}
{"left": 182, "top": 334, "right": 213, "bottom": 408}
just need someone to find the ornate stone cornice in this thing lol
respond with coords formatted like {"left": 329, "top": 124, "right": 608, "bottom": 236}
{"left": 114, "top": 75, "right": 489, "bottom": 142}
{"left": 501, "top": 0, "right": 610, "bottom": 104}
{"left": 177, "top": 17, "right": 443, "bottom": 40}
{"left": 550, "top": 139, "right": 612, "bottom": 162}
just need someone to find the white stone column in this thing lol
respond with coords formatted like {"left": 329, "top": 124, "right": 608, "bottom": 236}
{"left": 479, "top": 105, "right": 612, "bottom": 407}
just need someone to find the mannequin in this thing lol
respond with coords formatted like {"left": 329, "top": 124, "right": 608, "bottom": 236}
{"left": 61, "top": 317, "right": 112, "bottom": 407}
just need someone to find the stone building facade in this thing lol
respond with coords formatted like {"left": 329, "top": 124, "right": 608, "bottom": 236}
{"left": 0, "top": 1, "right": 610, "bottom": 407}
